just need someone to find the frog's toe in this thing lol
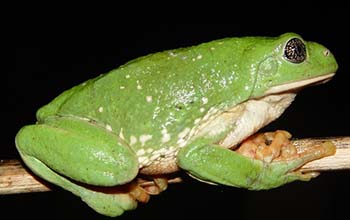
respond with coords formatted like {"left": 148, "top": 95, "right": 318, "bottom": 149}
{"left": 237, "top": 130, "right": 295, "bottom": 162}
{"left": 286, "top": 170, "right": 320, "bottom": 182}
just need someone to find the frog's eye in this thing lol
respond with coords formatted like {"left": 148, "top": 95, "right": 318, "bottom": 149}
{"left": 284, "top": 38, "right": 306, "bottom": 63}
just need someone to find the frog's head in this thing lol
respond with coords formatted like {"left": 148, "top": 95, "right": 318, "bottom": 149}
{"left": 249, "top": 33, "right": 338, "bottom": 98}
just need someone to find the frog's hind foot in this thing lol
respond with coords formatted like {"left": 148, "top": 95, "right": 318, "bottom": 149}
{"left": 128, "top": 177, "right": 169, "bottom": 203}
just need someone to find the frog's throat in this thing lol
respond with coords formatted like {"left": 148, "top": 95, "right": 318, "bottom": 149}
{"left": 219, "top": 93, "right": 296, "bottom": 149}
{"left": 263, "top": 73, "right": 335, "bottom": 96}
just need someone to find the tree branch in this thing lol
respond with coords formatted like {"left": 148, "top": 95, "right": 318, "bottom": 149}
{"left": 1, "top": 137, "right": 349, "bottom": 194}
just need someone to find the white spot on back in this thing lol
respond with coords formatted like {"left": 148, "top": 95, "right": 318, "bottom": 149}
{"left": 202, "top": 97, "right": 208, "bottom": 104}
{"left": 106, "top": 124, "right": 113, "bottom": 131}
{"left": 130, "top": 135, "right": 137, "bottom": 145}
{"left": 140, "top": 134, "right": 152, "bottom": 146}
{"left": 161, "top": 128, "right": 171, "bottom": 143}
{"left": 137, "top": 80, "right": 142, "bottom": 90}
{"left": 194, "top": 118, "right": 201, "bottom": 125}
{"left": 98, "top": 106, "right": 103, "bottom": 113}
{"left": 125, "top": 74, "right": 130, "bottom": 79}
{"left": 120, "top": 86, "right": 125, "bottom": 89}
{"left": 200, "top": 107, "right": 205, "bottom": 112}
{"left": 169, "top": 51, "right": 177, "bottom": 57}
{"left": 119, "top": 128, "right": 125, "bottom": 140}
{"left": 136, "top": 149, "right": 145, "bottom": 156}
{"left": 153, "top": 106, "right": 161, "bottom": 120}
{"left": 197, "top": 54, "right": 202, "bottom": 59}
{"left": 146, "top": 96, "right": 153, "bottom": 103}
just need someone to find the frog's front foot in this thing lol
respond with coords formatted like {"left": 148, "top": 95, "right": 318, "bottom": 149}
{"left": 177, "top": 130, "right": 336, "bottom": 190}
{"left": 236, "top": 130, "right": 336, "bottom": 178}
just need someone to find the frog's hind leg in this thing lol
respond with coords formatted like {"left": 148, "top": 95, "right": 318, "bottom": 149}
{"left": 19, "top": 154, "right": 137, "bottom": 216}
{"left": 15, "top": 116, "right": 139, "bottom": 216}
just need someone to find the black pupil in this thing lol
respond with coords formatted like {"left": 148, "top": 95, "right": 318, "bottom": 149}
{"left": 284, "top": 38, "right": 306, "bottom": 63}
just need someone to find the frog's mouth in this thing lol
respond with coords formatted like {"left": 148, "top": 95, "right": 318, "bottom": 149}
{"left": 263, "top": 73, "right": 335, "bottom": 95}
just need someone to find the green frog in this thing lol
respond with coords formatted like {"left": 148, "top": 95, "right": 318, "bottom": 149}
{"left": 15, "top": 33, "right": 338, "bottom": 216}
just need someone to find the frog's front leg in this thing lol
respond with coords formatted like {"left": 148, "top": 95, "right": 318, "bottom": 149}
{"left": 15, "top": 116, "right": 139, "bottom": 216}
{"left": 177, "top": 134, "right": 335, "bottom": 190}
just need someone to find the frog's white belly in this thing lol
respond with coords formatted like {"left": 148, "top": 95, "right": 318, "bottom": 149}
{"left": 139, "top": 93, "right": 296, "bottom": 175}
{"left": 219, "top": 93, "right": 296, "bottom": 148}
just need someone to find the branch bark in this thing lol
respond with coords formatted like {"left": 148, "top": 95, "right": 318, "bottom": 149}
{"left": 294, "top": 137, "right": 350, "bottom": 172}
{"left": 1, "top": 137, "right": 349, "bottom": 195}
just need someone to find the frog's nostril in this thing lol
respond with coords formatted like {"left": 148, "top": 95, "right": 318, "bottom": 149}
{"left": 323, "top": 49, "right": 330, "bottom": 57}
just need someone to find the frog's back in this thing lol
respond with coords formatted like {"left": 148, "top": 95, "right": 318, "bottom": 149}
{"left": 37, "top": 37, "right": 258, "bottom": 156}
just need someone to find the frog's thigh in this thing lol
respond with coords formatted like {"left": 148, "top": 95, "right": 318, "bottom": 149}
{"left": 19, "top": 154, "right": 137, "bottom": 217}
{"left": 177, "top": 142, "right": 311, "bottom": 190}
{"left": 15, "top": 117, "right": 139, "bottom": 187}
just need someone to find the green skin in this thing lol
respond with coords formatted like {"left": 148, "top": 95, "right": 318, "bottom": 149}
{"left": 16, "top": 33, "right": 338, "bottom": 217}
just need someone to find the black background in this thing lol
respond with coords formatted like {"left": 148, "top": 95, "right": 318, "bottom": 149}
{"left": 2, "top": 19, "right": 349, "bottom": 220}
